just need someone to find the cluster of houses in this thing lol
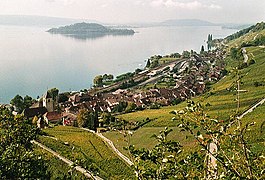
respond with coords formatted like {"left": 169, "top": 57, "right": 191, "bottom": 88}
{"left": 22, "top": 53, "right": 225, "bottom": 129}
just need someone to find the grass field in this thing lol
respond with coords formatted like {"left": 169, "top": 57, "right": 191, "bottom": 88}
{"left": 106, "top": 46, "right": 265, "bottom": 155}
{"left": 39, "top": 126, "right": 134, "bottom": 179}
{"left": 104, "top": 126, "right": 196, "bottom": 156}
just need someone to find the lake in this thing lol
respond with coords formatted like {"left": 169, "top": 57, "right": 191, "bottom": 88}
{"left": 0, "top": 25, "right": 236, "bottom": 103}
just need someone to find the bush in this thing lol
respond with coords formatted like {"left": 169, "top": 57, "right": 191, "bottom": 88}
{"left": 149, "top": 102, "right": 160, "bottom": 109}
{"left": 254, "top": 81, "right": 263, "bottom": 87}
{"left": 238, "top": 62, "right": 248, "bottom": 69}
{"left": 248, "top": 59, "right": 256, "bottom": 65}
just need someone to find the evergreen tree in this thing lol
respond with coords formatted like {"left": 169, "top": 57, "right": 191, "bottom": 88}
{"left": 200, "top": 45, "right": 205, "bottom": 53}
{"left": 146, "top": 59, "right": 151, "bottom": 68}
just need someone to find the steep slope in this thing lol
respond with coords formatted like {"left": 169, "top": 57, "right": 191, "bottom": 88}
{"left": 38, "top": 126, "right": 134, "bottom": 179}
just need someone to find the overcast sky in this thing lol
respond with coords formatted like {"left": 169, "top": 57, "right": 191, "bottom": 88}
{"left": 0, "top": 0, "right": 264, "bottom": 24}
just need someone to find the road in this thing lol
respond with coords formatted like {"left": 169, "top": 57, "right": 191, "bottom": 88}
{"left": 32, "top": 140, "right": 102, "bottom": 180}
{"left": 238, "top": 98, "right": 265, "bottom": 119}
{"left": 81, "top": 128, "right": 134, "bottom": 166}
{"left": 242, "top": 48, "right": 248, "bottom": 63}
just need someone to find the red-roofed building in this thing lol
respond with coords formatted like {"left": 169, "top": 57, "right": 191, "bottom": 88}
{"left": 43, "top": 112, "right": 62, "bottom": 123}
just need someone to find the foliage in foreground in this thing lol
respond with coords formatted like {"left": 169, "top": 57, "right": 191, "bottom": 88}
{"left": 0, "top": 107, "right": 49, "bottom": 179}
{"left": 128, "top": 100, "right": 265, "bottom": 179}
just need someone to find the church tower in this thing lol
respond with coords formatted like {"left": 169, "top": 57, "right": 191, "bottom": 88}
{"left": 43, "top": 91, "right": 58, "bottom": 112}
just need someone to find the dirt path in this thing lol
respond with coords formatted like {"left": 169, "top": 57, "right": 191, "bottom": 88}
{"left": 32, "top": 140, "right": 103, "bottom": 180}
{"left": 238, "top": 98, "right": 265, "bottom": 119}
{"left": 81, "top": 128, "right": 133, "bottom": 166}
{"left": 242, "top": 48, "right": 248, "bottom": 63}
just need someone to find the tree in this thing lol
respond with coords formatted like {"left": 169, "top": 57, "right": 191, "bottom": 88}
{"left": 200, "top": 45, "right": 205, "bottom": 54}
{"left": 107, "top": 74, "right": 114, "bottom": 81}
{"left": 58, "top": 92, "right": 70, "bottom": 103}
{"left": 10, "top": 95, "right": 35, "bottom": 113}
{"left": 182, "top": 50, "right": 191, "bottom": 58}
{"left": 170, "top": 53, "right": 181, "bottom": 58}
{"left": 77, "top": 109, "right": 98, "bottom": 130}
{"left": 113, "top": 101, "right": 128, "bottom": 113}
{"left": 93, "top": 75, "right": 103, "bottom": 87}
{"left": 125, "top": 102, "right": 137, "bottom": 113}
{"left": 87, "top": 111, "right": 99, "bottom": 131}
{"left": 48, "top": 88, "right": 59, "bottom": 101}
{"left": 10, "top": 94, "right": 24, "bottom": 113}
{"left": 146, "top": 59, "right": 151, "bottom": 68}
{"left": 77, "top": 109, "right": 89, "bottom": 127}
{"left": 23, "top": 95, "right": 34, "bottom": 109}
{"left": 150, "top": 59, "right": 159, "bottom": 68}
{"left": 101, "top": 112, "right": 114, "bottom": 125}
{"left": 207, "top": 34, "right": 213, "bottom": 51}
{"left": 135, "top": 68, "right": 142, "bottom": 74}
{"left": 0, "top": 107, "right": 49, "bottom": 179}
{"left": 230, "top": 47, "right": 243, "bottom": 60}
{"left": 208, "top": 34, "right": 211, "bottom": 42}
{"left": 32, "top": 116, "right": 38, "bottom": 125}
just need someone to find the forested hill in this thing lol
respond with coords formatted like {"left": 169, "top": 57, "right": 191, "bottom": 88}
{"left": 47, "top": 22, "right": 135, "bottom": 35}
{"left": 225, "top": 22, "right": 265, "bottom": 42}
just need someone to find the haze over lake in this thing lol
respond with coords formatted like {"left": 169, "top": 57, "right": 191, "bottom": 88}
{"left": 0, "top": 25, "right": 236, "bottom": 103}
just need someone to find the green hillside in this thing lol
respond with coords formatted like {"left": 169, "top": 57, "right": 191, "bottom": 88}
{"left": 105, "top": 24, "right": 265, "bottom": 155}
{"left": 226, "top": 22, "right": 265, "bottom": 48}
{"left": 38, "top": 126, "right": 134, "bottom": 179}
{"left": 34, "top": 146, "right": 87, "bottom": 179}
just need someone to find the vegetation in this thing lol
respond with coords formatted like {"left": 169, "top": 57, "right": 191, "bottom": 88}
{"left": 58, "top": 92, "right": 70, "bottom": 103}
{"left": 77, "top": 109, "right": 99, "bottom": 130}
{"left": 47, "top": 22, "right": 135, "bottom": 35}
{"left": 207, "top": 34, "right": 213, "bottom": 50}
{"left": 40, "top": 126, "right": 134, "bottom": 179}
{"left": 93, "top": 75, "right": 104, "bottom": 87}
{"left": 129, "top": 100, "right": 264, "bottom": 179}
{"left": 34, "top": 146, "right": 87, "bottom": 179}
{"left": 225, "top": 22, "right": 265, "bottom": 42}
{"left": 10, "top": 94, "right": 35, "bottom": 113}
{"left": 0, "top": 107, "right": 48, "bottom": 179}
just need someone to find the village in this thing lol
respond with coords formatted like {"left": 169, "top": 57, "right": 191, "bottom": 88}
{"left": 18, "top": 48, "right": 226, "bottom": 131}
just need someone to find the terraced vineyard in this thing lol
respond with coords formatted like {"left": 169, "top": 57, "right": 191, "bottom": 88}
{"left": 34, "top": 146, "right": 87, "bottom": 179}
{"left": 38, "top": 126, "right": 134, "bottom": 179}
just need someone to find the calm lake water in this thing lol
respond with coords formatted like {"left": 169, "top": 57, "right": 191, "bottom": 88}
{"left": 0, "top": 25, "right": 236, "bottom": 103}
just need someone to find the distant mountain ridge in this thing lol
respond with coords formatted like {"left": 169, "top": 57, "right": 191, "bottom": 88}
{"left": 159, "top": 19, "right": 215, "bottom": 26}
{"left": 0, "top": 15, "right": 252, "bottom": 30}
{"left": 0, "top": 15, "right": 99, "bottom": 27}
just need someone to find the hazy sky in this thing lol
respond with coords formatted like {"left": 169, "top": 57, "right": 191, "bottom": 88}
{"left": 0, "top": 0, "right": 264, "bottom": 24}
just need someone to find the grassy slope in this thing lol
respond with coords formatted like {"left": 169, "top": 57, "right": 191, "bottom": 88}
{"left": 38, "top": 126, "right": 134, "bottom": 179}
{"left": 227, "top": 29, "right": 265, "bottom": 48}
{"left": 34, "top": 146, "right": 87, "bottom": 179}
{"left": 105, "top": 46, "right": 265, "bottom": 154}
